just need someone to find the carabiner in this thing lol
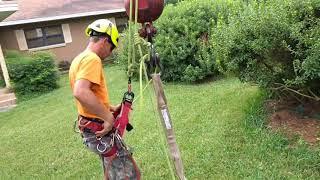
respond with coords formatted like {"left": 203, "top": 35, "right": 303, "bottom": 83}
{"left": 97, "top": 140, "right": 109, "bottom": 153}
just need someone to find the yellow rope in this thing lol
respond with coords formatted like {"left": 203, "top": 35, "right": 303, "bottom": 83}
{"left": 133, "top": 79, "right": 152, "bottom": 103}
{"left": 127, "top": 0, "right": 133, "bottom": 77}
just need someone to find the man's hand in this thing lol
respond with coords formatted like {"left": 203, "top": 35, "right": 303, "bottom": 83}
{"left": 96, "top": 110, "right": 115, "bottom": 137}
{"left": 95, "top": 119, "right": 114, "bottom": 137}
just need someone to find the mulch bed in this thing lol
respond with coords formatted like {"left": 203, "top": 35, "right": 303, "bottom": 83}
{"left": 265, "top": 100, "right": 320, "bottom": 145}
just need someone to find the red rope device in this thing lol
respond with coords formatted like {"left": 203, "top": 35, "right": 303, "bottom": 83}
{"left": 124, "top": 0, "right": 164, "bottom": 23}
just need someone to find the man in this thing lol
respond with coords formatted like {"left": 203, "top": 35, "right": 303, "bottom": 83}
{"left": 69, "top": 19, "right": 140, "bottom": 179}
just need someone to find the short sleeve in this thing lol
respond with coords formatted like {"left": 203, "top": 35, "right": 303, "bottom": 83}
{"left": 76, "top": 57, "right": 102, "bottom": 85}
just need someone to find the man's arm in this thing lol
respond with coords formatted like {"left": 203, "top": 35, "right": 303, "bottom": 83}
{"left": 73, "top": 79, "right": 114, "bottom": 136}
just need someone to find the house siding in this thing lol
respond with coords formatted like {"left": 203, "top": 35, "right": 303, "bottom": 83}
{"left": 0, "top": 30, "right": 18, "bottom": 50}
{"left": 0, "top": 12, "right": 127, "bottom": 63}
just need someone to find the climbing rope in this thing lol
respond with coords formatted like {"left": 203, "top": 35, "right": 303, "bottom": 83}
{"left": 126, "top": 1, "right": 177, "bottom": 179}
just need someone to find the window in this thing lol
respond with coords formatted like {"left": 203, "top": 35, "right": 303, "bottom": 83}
{"left": 24, "top": 25, "right": 65, "bottom": 49}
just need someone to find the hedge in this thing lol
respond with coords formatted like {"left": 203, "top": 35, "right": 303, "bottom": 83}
{"left": 6, "top": 51, "right": 59, "bottom": 95}
{"left": 211, "top": 0, "right": 320, "bottom": 101}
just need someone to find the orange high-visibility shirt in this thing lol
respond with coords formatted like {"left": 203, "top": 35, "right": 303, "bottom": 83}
{"left": 69, "top": 50, "right": 110, "bottom": 119}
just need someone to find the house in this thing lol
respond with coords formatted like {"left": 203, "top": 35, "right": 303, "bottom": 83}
{"left": 0, "top": 0, "right": 18, "bottom": 110}
{"left": 0, "top": 0, "right": 128, "bottom": 64}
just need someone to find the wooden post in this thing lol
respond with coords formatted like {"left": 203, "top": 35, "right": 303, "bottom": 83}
{"left": 0, "top": 45, "right": 11, "bottom": 89}
{"left": 151, "top": 73, "right": 186, "bottom": 180}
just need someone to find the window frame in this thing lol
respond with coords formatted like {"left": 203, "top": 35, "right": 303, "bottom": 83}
{"left": 24, "top": 25, "right": 66, "bottom": 50}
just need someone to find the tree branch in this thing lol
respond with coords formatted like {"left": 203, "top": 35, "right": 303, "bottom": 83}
{"left": 308, "top": 88, "right": 320, "bottom": 101}
{"left": 271, "top": 83, "right": 319, "bottom": 101}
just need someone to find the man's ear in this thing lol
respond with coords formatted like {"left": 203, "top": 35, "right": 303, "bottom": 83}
{"left": 104, "top": 37, "right": 109, "bottom": 44}
{"left": 104, "top": 37, "right": 112, "bottom": 48}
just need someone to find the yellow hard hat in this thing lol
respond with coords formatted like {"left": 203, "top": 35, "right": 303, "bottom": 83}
{"left": 85, "top": 19, "right": 119, "bottom": 48}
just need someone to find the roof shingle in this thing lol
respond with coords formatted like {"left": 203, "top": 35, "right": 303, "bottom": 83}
{"left": 4, "top": 0, "right": 125, "bottom": 22}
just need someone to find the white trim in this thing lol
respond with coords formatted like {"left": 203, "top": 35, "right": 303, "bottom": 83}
{"left": 0, "top": 1, "right": 18, "bottom": 12}
{"left": 0, "top": 44, "right": 11, "bottom": 88}
{"left": 14, "top": 29, "right": 28, "bottom": 50}
{"left": 62, "top": 24, "right": 72, "bottom": 43}
{"left": 28, "top": 43, "right": 66, "bottom": 52}
{"left": 0, "top": 8, "right": 126, "bottom": 27}
{"left": 108, "top": 17, "right": 116, "bottom": 26}
{"left": 0, "top": 6, "right": 18, "bottom": 12}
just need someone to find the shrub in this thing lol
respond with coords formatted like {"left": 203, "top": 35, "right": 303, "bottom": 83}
{"left": 0, "top": 69, "right": 5, "bottom": 87}
{"left": 6, "top": 51, "right": 59, "bottom": 95}
{"left": 153, "top": 0, "right": 234, "bottom": 82}
{"left": 286, "top": 0, "right": 320, "bottom": 99}
{"left": 116, "top": 24, "right": 150, "bottom": 78}
{"left": 0, "top": 77, "right": 4, "bottom": 88}
{"left": 165, "top": 0, "right": 182, "bottom": 5}
{"left": 211, "top": 0, "right": 320, "bottom": 101}
{"left": 213, "top": 1, "right": 292, "bottom": 85}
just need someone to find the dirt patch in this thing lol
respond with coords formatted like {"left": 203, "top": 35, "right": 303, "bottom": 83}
{"left": 266, "top": 100, "right": 320, "bottom": 145}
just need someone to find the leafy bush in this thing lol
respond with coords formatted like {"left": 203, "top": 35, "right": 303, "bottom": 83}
{"left": 212, "top": 0, "right": 320, "bottom": 101}
{"left": 6, "top": 51, "right": 59, "bottom": 95}
{"left": 0, "top": 77, "right": 5, "bottom": 88}
{"left": 0, "top": 69, "right": 5, "bottom": 87}
{"left": 153, "top": 0, "right": 238, "bottom": 82}
{"left": 165, "top": 0, "right": 178, "bottom": 5}
{"left": 213, "top": 1, "right": 292, "bottom": 85}
{"left": 287, "top": 0, "right": 320, "bottom": 99}
{"left": 116, "top": 24, "right": 150, "bottom": 77}
{"left": 165, "top": 0, "right": 183, "bottom": 5}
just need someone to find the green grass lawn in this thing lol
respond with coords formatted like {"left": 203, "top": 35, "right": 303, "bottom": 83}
{"left": 0, "top": 66, "right": 319, "bottom": 179}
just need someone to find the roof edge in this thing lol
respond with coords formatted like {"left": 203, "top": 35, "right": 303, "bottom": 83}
{"left": 0, "top": 8, "right": 126, "bottom": 27}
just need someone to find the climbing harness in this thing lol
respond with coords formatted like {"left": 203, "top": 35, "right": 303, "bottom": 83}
{"left": 77, "top": 84, "right": 140, "bottom": 179}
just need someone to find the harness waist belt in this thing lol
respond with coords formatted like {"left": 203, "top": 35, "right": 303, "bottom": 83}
{"left": 79, "top": 115, "right": 104, "bottom": 124}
